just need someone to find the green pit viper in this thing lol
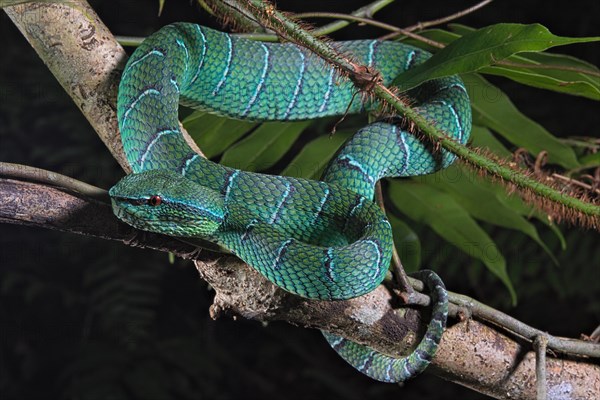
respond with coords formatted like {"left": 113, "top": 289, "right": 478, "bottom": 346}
{"left": 109, "top": 23, "right": 470, "bottom": 383}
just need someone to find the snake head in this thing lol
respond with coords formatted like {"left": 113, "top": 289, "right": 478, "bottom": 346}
{"left": 109, "top": 170, "right": 225, "bottom": 238}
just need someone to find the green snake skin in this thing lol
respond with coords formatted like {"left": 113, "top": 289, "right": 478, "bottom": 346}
{"left": 109, "top": 23, "right": 469, "bottom": 382}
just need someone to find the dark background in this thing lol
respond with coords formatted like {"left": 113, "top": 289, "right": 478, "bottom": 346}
{"left": 1, "top": 1, "right": 598, "bottom": 399}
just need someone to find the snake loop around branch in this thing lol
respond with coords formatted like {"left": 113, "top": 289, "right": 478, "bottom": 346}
{"left": 109, "top": 23, "right": 469, "bottom": 382}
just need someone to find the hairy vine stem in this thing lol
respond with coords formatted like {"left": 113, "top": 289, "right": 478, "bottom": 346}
{"left": 215, "top": 0, "right": 599, "bottom": 229}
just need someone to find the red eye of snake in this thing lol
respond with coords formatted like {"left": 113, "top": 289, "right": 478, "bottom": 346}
{"left": 148, "top": 195, "right": 162, "bottom": 206}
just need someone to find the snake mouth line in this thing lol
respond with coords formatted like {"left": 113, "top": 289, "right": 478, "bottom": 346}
{"left": 110, "top": 200, "right": 140, "bottom": 227}
{"left": 112, "top": 206, "right": 131, "bottom": 224}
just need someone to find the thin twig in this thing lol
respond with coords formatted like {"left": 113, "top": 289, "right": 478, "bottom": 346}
{"left": 115, "top": 35, "right": 144, "bottom": 47}
{"left": 373, "top": 181, "right": 415, "bottom": 298}
{"left": 295, "top": 12, "right": 404, "bottom": 33}
{"left": 311, "top": 0, "right": 395, "bottom": 36}
{"left": 404, "top": 0, "right": 495, "bottom": 32}
{"left": 378, "top": 0, "right": 494, "bottom": 41}
{"left": 296, "top": 12, "right": 445, "bottom": 48}
{"left": 406, "top": 276, "right": 600, "bottom": 358}
{"left": 234, "top": 0, "right": 397, "bottom": 41}
{"left": 445, "top": 286, "right": 600, "bottom": 358}
{"left": 401, "top": 274, "right": 600, "bottom": 359}
{"left": 560, "top": 137, "right": 600, "bottom": 149}
{"left": 0, "top": 162, "right": 108, "bottom": 200}
{"left": 535, "top": 335, "right": 548, "bottom": 400}
{"left": 551, "top": 172, "right": 600, "bottom": 195}
{"left": 591, "top": 325, "right": 600, "bottom": 342}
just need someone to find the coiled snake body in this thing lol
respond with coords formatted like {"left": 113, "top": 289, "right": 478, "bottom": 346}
{"left": 109, "top": 23, "right": 470, "bottom": 382}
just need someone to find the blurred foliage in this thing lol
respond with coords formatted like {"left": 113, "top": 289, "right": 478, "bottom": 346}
{"left": 1, "top": 0, "right": 599, "bottom": 399}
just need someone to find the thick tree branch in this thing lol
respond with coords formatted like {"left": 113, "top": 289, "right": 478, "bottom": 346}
{"left": 3, "top": 0, "right": 204, "bottom": 170}
{"left": 3, "top": 0, "right": 129, "bottom": 170}
{"left": 2, "top": 171, "right": 600, "bottom": 400}
{"left": 2, "top": 1, "right": 600, "bottom": 399}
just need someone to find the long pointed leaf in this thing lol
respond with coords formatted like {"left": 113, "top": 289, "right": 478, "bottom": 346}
{"left": 481, "top": 53, "right": 600, "bottom": 101}
{"left": 418, "top": 164, "right": 557, "bottom": 264}
{"left": 281, "top": 130, "right": 353, "bottom": 179}
{"left": 394, "top": 23, "right": 599, "bottom": 90}
{"left": 389, "top": 181, "right": 516, "bottom": 303}
{"left": 464, "top": 73, "right": 580, "bottom": 168}
{"left": 182, "top": 111, "right": 256, "bottom": 158}
{"left": 220, "top": 121, "right": 311, "bottom": 171}
{"left": 404, "top": 26, "right": 600, "bottom": 100}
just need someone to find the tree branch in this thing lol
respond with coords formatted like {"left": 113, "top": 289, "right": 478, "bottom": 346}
{"left": 3, "top": 0, "right": 129, "bottom": 170}
{"left": 1, "top": 172, "right": 599, "bottom": 400}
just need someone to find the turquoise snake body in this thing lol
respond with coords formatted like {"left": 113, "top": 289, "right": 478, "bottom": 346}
{"left": 109, "top": 23, "right": 470, "bottom": 382}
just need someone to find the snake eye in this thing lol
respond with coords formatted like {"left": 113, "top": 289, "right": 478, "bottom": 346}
{"left": 148, "top": 195, "right": 162, "bottom": 206}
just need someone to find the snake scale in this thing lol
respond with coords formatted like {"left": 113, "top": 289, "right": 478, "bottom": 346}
{"left": 109, "top": 23, "right": 471, "bottom": 383}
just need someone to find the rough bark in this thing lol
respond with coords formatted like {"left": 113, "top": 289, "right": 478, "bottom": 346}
{"left": 2, "top": 176, "right": 599, "bottom": 400}
{"left": 4, "top": 1, "right": 129, "bottom": 170}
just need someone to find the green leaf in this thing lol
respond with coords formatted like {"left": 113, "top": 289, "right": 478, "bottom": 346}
{"left": 580, "top": 152, "right": 600, "bottom": 168}
{"left": 410, "top": 25, "right": 600, "bottom": 100}
{"left": 220, "top": 121, "right": 311, "bottom": 171}
{"left": 281, "top": 130, "right": 353, "bottom": 179}
{"left": 420, "top": 121, "right": 568, "bottom": 248}
{"left": 388, "top": 214, "right": 421, "bottom": 273}
{"left": 482, "top": 52, "right": 600, "bottom": 101}
{"left": 389, "top": 181, "right": 516, "bottom": 303}
{"left": 418, "top": 164, "right": 557, "bottom": 264}
{"left": 447, "top": 23, "right": 477, "bottom": 36}
{"left": 182, "top": 111, "right": 256, "bottom": 158}
{"left": 464, "top": 73, "right": 580, "bottom": 169}
{"left": 444, "top": 25, "right": 600, "bottom": 100}
{"left": 158, "top": 0, "right": 165, "bottom": 16}
{"left": 394, "top": 23, "right": 600, "bottom": 90}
